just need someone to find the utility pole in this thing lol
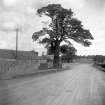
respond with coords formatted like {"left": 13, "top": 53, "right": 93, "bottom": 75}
{"left": 0, "top": 27, "right": 20, "bottom": 60}
{"left": 15, "top": 28, "right": 19, "bottom": 59}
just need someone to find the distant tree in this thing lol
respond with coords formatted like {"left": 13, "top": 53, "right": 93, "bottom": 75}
{"left": 32, "top": 4, "right": 93, "bottom": 68}
{"left": 94, "top": 55, "right": 105, "bottom": 63}
{"left": 60, "top": 45, "right": 77, "bottom": 62}
{"left": 47, "top": 44, "right": 77, "bottom": 62}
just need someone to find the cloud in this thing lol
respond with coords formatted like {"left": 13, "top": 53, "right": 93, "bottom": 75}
{"left": 0, "top": 0, "right": 86, "bottom": 32}
{"left": 4, "top": 0, "right": 17, "bottom": 6}
{"left": 85, "top": 0, "right": 105, "bottom": 11}
{"left": 0, "top": 0, "right": 49, "bottom": 55}
{"left": 0, "top": 0, "right": 105, "bottom": 55}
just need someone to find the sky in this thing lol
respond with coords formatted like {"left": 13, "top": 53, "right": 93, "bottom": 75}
{"left": 0, "top": 0, "right": 105, "bottom": 55}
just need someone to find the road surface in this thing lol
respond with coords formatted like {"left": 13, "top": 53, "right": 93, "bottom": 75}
{"left": 0, "top": 63, "right": 105, "bottom": 105}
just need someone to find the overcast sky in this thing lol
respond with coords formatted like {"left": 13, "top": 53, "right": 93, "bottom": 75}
{"left": 0, "top": 0, "right": 105, "bottom": 55}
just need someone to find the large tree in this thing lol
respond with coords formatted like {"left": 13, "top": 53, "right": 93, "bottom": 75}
{"left": 32, "top": 4, "right": 93, "bottom": 68}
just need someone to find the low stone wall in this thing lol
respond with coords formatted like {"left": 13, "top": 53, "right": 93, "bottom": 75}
{"left": 0, "top": 60, "right": 40, "bottom": 79}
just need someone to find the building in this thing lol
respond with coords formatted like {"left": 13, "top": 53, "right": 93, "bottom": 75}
{"left": 0, "top": 49, "right": 38, "bottom": 60}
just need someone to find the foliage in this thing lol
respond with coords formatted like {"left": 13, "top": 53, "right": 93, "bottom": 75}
{"left": 32, "top": 4, "right": 93, "bottom": 67}
{"left": 60, "top": 45, "right": 77, "bottom": 62}
{"left": 47, "top": 44, "right": 77, "bottom": 62}
{"left": 94, "top": 55, "right": 105, "bottom": 63}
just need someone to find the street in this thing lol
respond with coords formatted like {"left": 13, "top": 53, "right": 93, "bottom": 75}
{"left": 0, "top": 63, "right": 105, "bottom": 105}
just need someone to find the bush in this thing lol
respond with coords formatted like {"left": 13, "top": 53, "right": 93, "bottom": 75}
{"left": 94, "top": 55, "right": 105, "bottom": 63}
{"left": 101, "top": 64, "right": 105, "bottom": 68}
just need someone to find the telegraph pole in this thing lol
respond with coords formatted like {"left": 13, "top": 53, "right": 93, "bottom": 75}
{"left": 15, "top": 28, "right": 19, "bottom": 59}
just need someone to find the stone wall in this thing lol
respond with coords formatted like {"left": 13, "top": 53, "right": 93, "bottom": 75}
{"left": 0, "top": 60, "right": 40, "bottom": 79}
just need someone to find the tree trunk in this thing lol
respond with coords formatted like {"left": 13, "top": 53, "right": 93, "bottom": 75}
{"left": 53, "top": 41, "right": 62, "bottom": 68}
{"left": 53, "top": 52, "right": 60, "bottom": 68}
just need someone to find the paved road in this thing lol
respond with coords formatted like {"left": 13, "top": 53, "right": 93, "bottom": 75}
{"left": 0, "top": 63, "right": 105, "bottom": 105}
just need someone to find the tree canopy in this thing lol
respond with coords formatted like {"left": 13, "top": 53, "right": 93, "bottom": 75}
{"left": 32, "top": 4, "right": 93, "bottom": 67}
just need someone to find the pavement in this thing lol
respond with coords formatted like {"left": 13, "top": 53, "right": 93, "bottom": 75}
{"left": 0, "top": 63, "right": 105, "bottom": 105}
